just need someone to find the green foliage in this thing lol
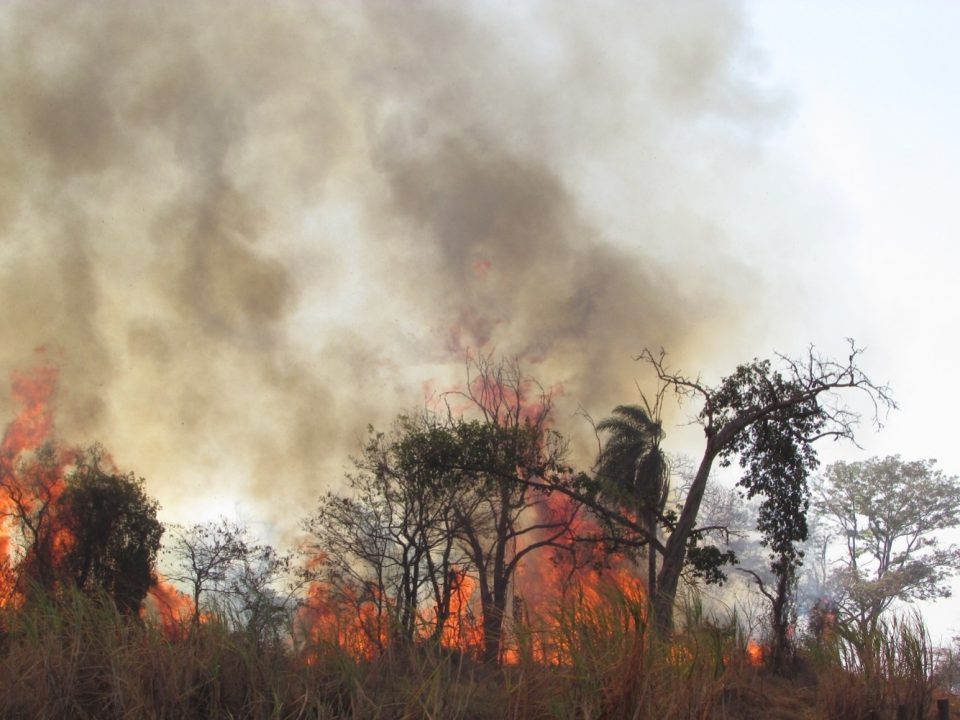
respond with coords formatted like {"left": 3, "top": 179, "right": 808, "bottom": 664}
{"left": 594, "top": 404, "right": 669, "bottom": 513}
{"left": 57, "top": 448, "right": 164, "bottom": 614}
{"left": 815, "top": 456, "right": 960, "bottom": 627}
{"left": 685, "top": 542, "right": 737, "bottom": 585}
{"left": 305, "top": 412, "right": 475, "bottom": 647}
{"left": 713, "top": 359, "right": 823, "bottom": 571}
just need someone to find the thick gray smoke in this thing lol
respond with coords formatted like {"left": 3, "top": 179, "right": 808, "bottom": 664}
{"left": 0, "top": 1, "right": 798, "bottom": 529}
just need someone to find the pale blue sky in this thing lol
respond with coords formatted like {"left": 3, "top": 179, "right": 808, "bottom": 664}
{"left": 745, "top": 1, "right": 960, "bottom": 641}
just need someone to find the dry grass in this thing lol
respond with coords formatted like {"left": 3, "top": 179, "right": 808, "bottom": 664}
{"left": 0, "top": 588, "right": 942, "bottom": 720}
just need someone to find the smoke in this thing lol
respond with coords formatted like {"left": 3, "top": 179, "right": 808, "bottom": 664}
{"left": 0, "top": 1, "right": 799, "bottom": 530}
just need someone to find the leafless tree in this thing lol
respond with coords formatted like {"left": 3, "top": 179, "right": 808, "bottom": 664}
{"left": 165, "top": 517, "right": 255, "bottom": 626}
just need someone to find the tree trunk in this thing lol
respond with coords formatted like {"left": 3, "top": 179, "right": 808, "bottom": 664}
{"left": 480, "top": 573, "right": 509, "bottom": 663}
{"left": 653, "top": 441, "right": 719, "bottom": 634}
{"left": 645, "top": 505, "right": 657, "bottom": 604}
{"left": 769, "top": 565, "right": 793, "bottom": 674}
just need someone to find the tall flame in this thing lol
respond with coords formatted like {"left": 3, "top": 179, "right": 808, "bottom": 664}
{"left": 0, "top": 364, "right": 64, "bottom": 603}
{"left": 2, "top": 366, "right": 58, "bottom": 455}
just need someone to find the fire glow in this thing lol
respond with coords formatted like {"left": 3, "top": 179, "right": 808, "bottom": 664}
{"left": 0, "top": 363, "right": 194, "bottom": 632}
{"left": 2, "top": 364, "right": 765, "bottom": 669}
{"left": 296, "top": 527, "right": 647, "bottom": 665}
{"left": 0, "top": 364, "right": 69, "bottom": 604}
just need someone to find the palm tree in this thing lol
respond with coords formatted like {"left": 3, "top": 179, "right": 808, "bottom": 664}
{"left": 595, "top": 402, "right": 670, "bottom": 602}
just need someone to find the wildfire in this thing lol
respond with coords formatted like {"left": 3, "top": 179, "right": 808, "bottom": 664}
{"left": 299, "top": 581, "right": 389, "bottom": 660}
{"left": 145, "top": 580, "right": 196, "bottom": 639}
{"left": 438, "top": 566, "right": 483, "bottom": 652}
{"left": 0, "top": 362, "right": 193, "bottom": 638}
{"left": 295, "top": 365, "right": 652, "bottom": 665}
{"left": 2, "top": 366, "right": 58, "bottom": 455}
{"left": 0, "top": 364, "right": 68, "bottom": 603}
{"left": 296, "top": 485, "right": 651, "bottom": 665}
{"left": 0, "top": 361, "right": 792, "bottom": 667}
{"left": 505, "top": 486, "right": 647, "bottom": 662}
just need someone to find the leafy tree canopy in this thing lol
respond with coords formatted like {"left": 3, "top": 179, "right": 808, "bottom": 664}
{"left": 58, "top": 448, "right": 164, "bottom": 613}
{"left": 814, "top": 455, "right": 960, "bottom": 628}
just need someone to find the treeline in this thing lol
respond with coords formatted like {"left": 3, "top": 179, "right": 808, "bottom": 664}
{"left": 2, "top": 345, "right": 960, "bottom": 719}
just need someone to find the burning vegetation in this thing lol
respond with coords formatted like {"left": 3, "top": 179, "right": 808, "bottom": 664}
{"left": 4, "top": 346, "right": 949, "bottom": 720}
{"left": 0, "top": 361, "right": 191, "bottom": 629}
{"left": 1, "top": 3, "right": 956, "bottom": 717}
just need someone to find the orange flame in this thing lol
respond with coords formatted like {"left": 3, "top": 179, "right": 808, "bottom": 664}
{"left": 0, "top": 363, "right": 191, "bottom": 629}
{"left": 0, "top": 364, "right": 67, "bottom": 603}
{"left": 297, "top": 368, "right": 648, "bottom": 664}
{"left": 505, "top": 489, "right": 649, "bottom": 665}
{"left": 296, "top": 486, "right": 650, "bottom": 664}
{"left": 438, "top": 566, "right": 483, "bottom": 653}
{"left": 299, "top": 580, "right": 391, "bottom": 660}
{"left": 145, "top": 581, "right": 196, "bottom": 639}
{"left": 2, "top": 366, "right": 58, "bottom": 455}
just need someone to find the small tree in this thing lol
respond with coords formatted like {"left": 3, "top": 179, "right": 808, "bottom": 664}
{"left": 814, "top": 456, "right": 960, "bottom": 632}
{"left": 730, "top": 386, "right": 824, "bottom": 672}
{"left": 57, "top": 449, "right": 164, "bottom": 614}
{"left": 305, "top": 413, "right": 473, "bottom": 650}
{"left": 166, "top": 517, "right": 253, "bottom": 626}
{"left": 1, "top": 443, "right": 163, "bottom": 613}
{"left": 227, "top": 544, "right": 298, "bottom": 649}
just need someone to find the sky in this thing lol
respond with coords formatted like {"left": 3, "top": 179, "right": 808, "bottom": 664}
{"left": 744, "top": 1, "right": 960, "bottom": 641}
{"left": 745, "top": 1, "right": 960, "bottom": 470}
{"left": 1, "top": 1, "right": 958, "bottom": 638}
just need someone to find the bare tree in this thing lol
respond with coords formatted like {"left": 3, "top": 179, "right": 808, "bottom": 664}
{"left": 227, "top": 544, "right": 300, "bottom": 650}
{"left": 165, "top": 517, "right": 254, "bottom": 626}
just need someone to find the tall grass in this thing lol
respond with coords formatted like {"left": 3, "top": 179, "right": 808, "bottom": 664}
{"left": 0, "top": 587, "right": 939, "bottom": 719}
{"left": 504, "top": 587, "right": 769, "bottom": 720}
{"left": 809, "top": 612, "right": 935, "bottom": 720}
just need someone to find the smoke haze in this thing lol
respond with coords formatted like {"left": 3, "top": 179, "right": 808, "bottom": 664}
{"left": 0, "top": 1, "right": 823, "bottom": 529}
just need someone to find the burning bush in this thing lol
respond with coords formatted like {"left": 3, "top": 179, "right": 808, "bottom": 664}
{"left": 0, "top": 366, "right": 163, "bottom": 614}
